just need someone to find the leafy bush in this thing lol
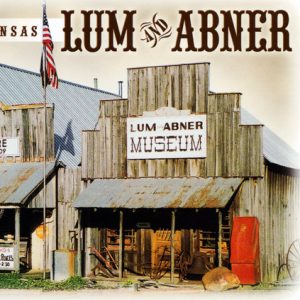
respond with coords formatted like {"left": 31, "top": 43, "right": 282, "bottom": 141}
{"left": 0, "top": 273, "right": 25, "bottom": 289}
{"left": 44, "top": 276, "right": 88, "bottom": 291}
{"left": 0, "top": 273, "right": 89, "bottom": 291}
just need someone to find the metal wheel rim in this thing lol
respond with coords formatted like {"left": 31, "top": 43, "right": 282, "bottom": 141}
{"left": 286, "top": 239, "right": 300, "bottom": 280}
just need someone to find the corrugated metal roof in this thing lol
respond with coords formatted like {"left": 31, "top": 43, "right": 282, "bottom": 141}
{"left": 0, "top": 63, "right": 118, "bottom": 167}
{"left": 241, "top": 109, "right": 300, "bottom": 170}
{"left": 0, "top": 162, "right": 56, "bottom": 206}
{"left": 73, "top": 177, "right": 243, "bottom": 209}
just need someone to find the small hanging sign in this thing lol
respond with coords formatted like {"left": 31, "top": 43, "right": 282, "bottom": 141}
{"left": 0, "top": 137, "right": 20, "bottom": 157}
{"left": 0, "top": 246, "right": 15, "bottom": 270}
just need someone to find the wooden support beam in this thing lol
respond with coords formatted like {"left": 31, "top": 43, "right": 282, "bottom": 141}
{"left": 53, "top": 175, "right": 58, "bottom": 250}
{"left": 119, "top": 210, "right": 124, "bottom": 279}
{"left": 77, "top": 209, "right": 82, "bottom": 276}
{"left": 171, "top": 210, "right": 175, "bottom": 283}
{"left": 14, "top": 208, "right": 20, "bottom": 273}
{"left": 218, "top": 209, "right": 222, "bottom": 267}
{"left": 0, "top": 206, "right": 18, "bottom": 209}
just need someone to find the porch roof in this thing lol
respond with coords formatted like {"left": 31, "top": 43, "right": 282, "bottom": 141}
{"left": 0, "top": 162, "right": 57, "bottom": 207}
{"left": 73, "top": 177, "right": 243, "bottom": 209}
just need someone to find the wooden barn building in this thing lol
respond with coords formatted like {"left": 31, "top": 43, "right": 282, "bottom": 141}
{"left": 0, "top": 62, "right": 299, "bottom": 284}
{"left": 75, "top": 63, "right": 300, "bottom": 283}
{"left": 0, "top": 63, "right": 116, "bottom": 273}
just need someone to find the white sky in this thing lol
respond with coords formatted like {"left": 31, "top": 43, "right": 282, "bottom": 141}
{"left": 0, "top": 0, "right": 299, "bottom": 152}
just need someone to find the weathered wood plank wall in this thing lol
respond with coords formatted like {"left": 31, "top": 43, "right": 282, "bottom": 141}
{"left": 82, "top": 99, "right": 128, "bottom": 179}
{"left": 81, "top": 93, "right": 263, "bottom": 179}
{"left": 232, "top": 166, "right": 300, "bottom": 282}
{"left": 84, "top": 226, "right": 100, "bottom": 276}
{"left": 28, "top": 167, "right": 87, "bottom": 269}
{"left": 57, "top": 167, "right": 85, "bottom": 250}
{"left": 27, "top": 167, "right": 89, "bottom": 268}
{"left": 26, "top": 174, "right": 56, "bottom": 208}
{"left": 128, "top": 64, "right": 209, "bottom": 114}
{"left": 0, "top": 105, "right": 54, "bottom": 163}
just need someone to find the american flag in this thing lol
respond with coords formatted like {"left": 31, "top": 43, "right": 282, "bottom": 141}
{"left": 40, "top": 4, "right": 58, "bottom": 89}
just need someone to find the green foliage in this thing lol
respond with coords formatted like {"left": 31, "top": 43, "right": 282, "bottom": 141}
{"left": 0, "top": 273, "right": 89, "bottom": 291}
{"left": 252, "top": 282, "right": 274, "bottom": 290}
{"left": 0, "top": 273, "right": 24, "bottom": 289}
{"left": 44, "top": 276, "right": 88, "bottom": 291}
{"left": 121, "top": 279, "right": 134, "bottom": 287}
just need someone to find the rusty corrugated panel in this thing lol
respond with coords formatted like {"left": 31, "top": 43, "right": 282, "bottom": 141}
{"left": 73, "top": 177, "right": 243, "bottom": 209}
{"left": 0, "top": 162, "right": 56, "bottom": 206}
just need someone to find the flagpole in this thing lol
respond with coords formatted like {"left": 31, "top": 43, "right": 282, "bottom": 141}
{"left": 43, "top": 43, "right": 47, "bottom": 280}
{"left": 41, "top": 0, "right": 58, "bottom": 279}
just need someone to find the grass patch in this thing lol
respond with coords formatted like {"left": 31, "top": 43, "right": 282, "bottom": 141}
{"left": 252, "top": 282, "right": 275, "bottom": 290}
{"left": 0, "top": 273, "right": 89, "bottom": 291}
{"left": 120, "top": 279, "right": 134, "bottom": 287}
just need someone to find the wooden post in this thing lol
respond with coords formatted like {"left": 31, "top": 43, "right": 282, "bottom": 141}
{"left": 119, "top": 210, "right": 124, "bottom": 279}
{"left": 171, "top": 210, "right": 175, "bottom": 283}
{"left": 217, "top": 209, "right": 222, "bottom": 267}
{"left": 195, "top": 230, "right": 200, "bottom": 253}
{"left": 53, "top": 175, "right": 58, "bottom": 250}
{"left": 15, "top": 208, "right": 20, "bottom": 273}
{"left": 77, "top": 209, "right": 82, "bottom": 276}
{"left": 42, "top": 40, "right": 47, "bottom": 280}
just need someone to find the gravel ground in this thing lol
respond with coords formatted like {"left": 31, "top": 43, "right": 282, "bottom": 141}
{"left": 0, "top": 285, "right": 300, "bottom": 300}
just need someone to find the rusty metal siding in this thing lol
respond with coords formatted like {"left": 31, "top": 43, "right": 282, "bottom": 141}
{"left": 0, "top": 162, "right": 56, "bottom": 206}
{"left": 73, "top": 177, "right": 243, "bottom": 209}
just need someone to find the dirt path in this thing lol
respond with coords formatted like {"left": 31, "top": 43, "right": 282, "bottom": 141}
{"left": 0, "top": 286, "right": 299, "bottom": 300}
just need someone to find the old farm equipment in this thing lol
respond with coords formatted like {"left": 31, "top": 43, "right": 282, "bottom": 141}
{"left": 89, "top": 246, "right": 118, "bottom": 277}
{"left": 143, "top": 245, "right": 174, "bottom": 280}
{"left": 179, "top": 251, "right": 213, "bottom": 280}
{"left": 143, "top": 230, "right": 215, "bottom": 280}
{"left": 143, "top": 230, "right": 181, "bottom": 280}
{"left": 286, "top": 239, "right": 300, "bottom": 280}
{"left": 143, "top": 247, "right": 214, "bottom": 280}
{"left": 88, "top": 227, "right": 226, "bottom": 280}
{"left": 277, "top": 239, "right": 300, "bottom": 281}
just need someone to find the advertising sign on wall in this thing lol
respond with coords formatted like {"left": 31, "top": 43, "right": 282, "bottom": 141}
{"left": 127, "top": 115, "right": 207, "bottom": 159}
{"left": 0, "top": 246, "right": 15, "bottom": 270}
{"left": 0, "top": 137, "right": 20, "bottom": 157}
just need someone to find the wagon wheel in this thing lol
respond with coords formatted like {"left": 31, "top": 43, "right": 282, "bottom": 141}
{"left": 286, "top": 239, "right": 300, "bottom": 280}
